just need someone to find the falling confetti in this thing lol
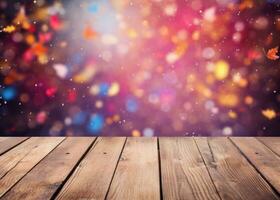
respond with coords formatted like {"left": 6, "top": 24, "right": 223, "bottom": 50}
{"left": 262, "top": 109, "right": 277, "bottom": 120}
{"left": 2, "top": 25, "right": 16, "bottom": 33}
{"left": 266, "top": 46, "right": 279, "bottom": 60}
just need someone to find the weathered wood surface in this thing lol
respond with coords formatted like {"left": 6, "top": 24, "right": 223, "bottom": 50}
{"left": 0, "top": 137, "right": 28, "bottom": 155}
{"left": 1, "top": 137, "right": 94, "bottom": 200}
{"left": 56, "top": 137, "right": 126, "bottom": 200}
{"left": 0, "top": 137, "right": 64, "bottom": 197}
{"left": 160, "top": 137, "right": 220, "bottom": 200}
{"left": 0, "top": 137, "right": 279, "bottom": 200}
{"left": 107, "top": 137, "right": 160, "bottom": 200}
{"left": 231, "top": 137, "right": 280, "bottom": 195}
{"left": 196, "top": 137, "right": 278, "bottom": 200}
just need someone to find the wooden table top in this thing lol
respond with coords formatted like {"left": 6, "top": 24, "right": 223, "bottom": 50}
{"left": 0, "top": 137, "right": 279, "bottom": 200}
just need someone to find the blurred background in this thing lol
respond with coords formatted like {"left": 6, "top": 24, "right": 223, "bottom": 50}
{"left": 0, "top": 0, "right": 280, "bottom": 136}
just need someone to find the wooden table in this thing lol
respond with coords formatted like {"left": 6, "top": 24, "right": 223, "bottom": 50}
{"left": 0, "top": 137, "right": 279, "bottom": 200}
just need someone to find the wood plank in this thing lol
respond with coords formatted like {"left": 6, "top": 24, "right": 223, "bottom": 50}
{"left": 0, "top": 137, "right": 28, "bottom": 155}
{"left": 257, "top": 137, "right": 280, "bottom": 156}
{"left": 1, "top": 137, "right": 95, "bottom": 200}
{"left": 195, "top": 137, "right": 278, "bottom": 200}
{"left": 107, "top": 137, "right": 160, "bottom": 200}
{"left": 231, "top": 137, "right": 280, "bottom": 195}
{"left": 55, "top": 137, "right": 126, "bottom": 200}
{"left": 0, "top": 137, "right": 64, "bottom": 197}
{"left": 159, "top": 137, "right": 220, "bottom": 200}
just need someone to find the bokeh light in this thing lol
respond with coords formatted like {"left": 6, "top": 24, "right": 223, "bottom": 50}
{"left": 0, "top": 0, "right": 280, "bottom": 136}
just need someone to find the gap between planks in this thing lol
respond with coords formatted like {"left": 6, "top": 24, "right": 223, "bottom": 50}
{"left": 0, "top": 137, "right": 29, "bottom": 156}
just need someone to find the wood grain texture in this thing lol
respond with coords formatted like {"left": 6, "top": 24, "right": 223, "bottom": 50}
{"left": 0, "top": 137, "right": 279, "bottom": 200}
{"left": 195, "top": 137, "right": 278, "bottom": 200}
{"left": 0, "top": 137, "right": 28, "bottom": 155}
{"left": 107, "top": 137, "right": 160, "bottom": 200}
{"left": 257, "top": 137, "right": 280, "bottom": 156}
{"left": 1, "top": 137, "right": 95, "bottom": 200}
{"left": 231, "top": 137, "right": 280, "bottom": 194}
{"left": 55, "top": 137, "right": 126, "bottom": 200}
{"left": 159, "top": 137, "right": 220, "bottom": 200}
{"left": 0, "top": 137, "right": 64, "bottom": 197}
